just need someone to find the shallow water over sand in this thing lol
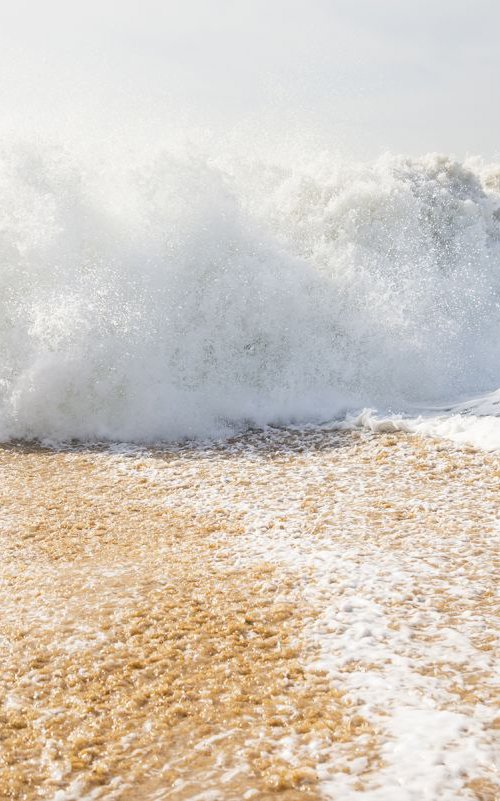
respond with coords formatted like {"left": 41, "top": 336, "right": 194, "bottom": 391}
{"left": 0, "top": 429, "right": 498, "bottom": 800}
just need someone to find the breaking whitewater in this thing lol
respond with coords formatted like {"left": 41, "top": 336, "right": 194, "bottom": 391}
{"left": 1, "top": 145, "right": 500, "bottom": 447}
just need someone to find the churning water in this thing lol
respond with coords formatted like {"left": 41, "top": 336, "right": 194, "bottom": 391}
{"left": 1, "top": 142, "right": 499, "bottom": 443}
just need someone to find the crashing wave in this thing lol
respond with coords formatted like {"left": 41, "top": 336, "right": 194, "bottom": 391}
{"left": 0, "top": 143, "right": 499, "bottom": 442}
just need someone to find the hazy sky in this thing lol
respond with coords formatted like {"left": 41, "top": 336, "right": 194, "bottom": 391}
{"left": 0, "top": 0, "right": 498, "bottom": 158}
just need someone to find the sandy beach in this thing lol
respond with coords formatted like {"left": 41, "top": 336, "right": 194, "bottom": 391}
{"left": 2, "top": 0, "right": 500, "bottom": 798}
{"left": 0, "top": 429, "right": 498, "bottom": 801}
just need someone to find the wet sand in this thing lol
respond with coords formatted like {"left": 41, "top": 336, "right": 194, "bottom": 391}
{"left": 0, "top": 430, "right": 498, "bottom": 801}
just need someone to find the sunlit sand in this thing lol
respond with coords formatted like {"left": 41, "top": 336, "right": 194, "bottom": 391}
{"left": 0, "top": 429, "right": 497, "bottom": 800}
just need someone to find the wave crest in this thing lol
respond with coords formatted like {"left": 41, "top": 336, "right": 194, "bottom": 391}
{"left": 1, "top": 144, "right": 499, "bottom": 441}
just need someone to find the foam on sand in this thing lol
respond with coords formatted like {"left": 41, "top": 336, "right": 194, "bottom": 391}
{"left": 1, "top": 428, "right": 498, "bottom": 800}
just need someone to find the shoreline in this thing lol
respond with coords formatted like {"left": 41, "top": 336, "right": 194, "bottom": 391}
{"left": 0, "top": 429, "right": 498, "bottom": 800}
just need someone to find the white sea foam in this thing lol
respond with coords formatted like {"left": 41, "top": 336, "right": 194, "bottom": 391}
{"left": 348, "top": 400, "right": 500, "bottom": 452}
{"left": 1, "top": 142, "right": 499, "bottom": 445}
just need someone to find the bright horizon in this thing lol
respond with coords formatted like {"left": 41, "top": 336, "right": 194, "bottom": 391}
{"left": 0, "top": 0, "right": 498, "bottom": 160}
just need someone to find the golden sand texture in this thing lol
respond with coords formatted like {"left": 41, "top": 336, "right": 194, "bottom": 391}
{"left": 0, "top": 438, "right": 373, "bottom": 801}
{"left": 0, "top": 429, "right": 498, "bottom": 800}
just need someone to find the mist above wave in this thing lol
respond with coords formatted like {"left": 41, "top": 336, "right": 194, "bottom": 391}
{"left": 1, "top": 141, "right": 499, "bottom": 442}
